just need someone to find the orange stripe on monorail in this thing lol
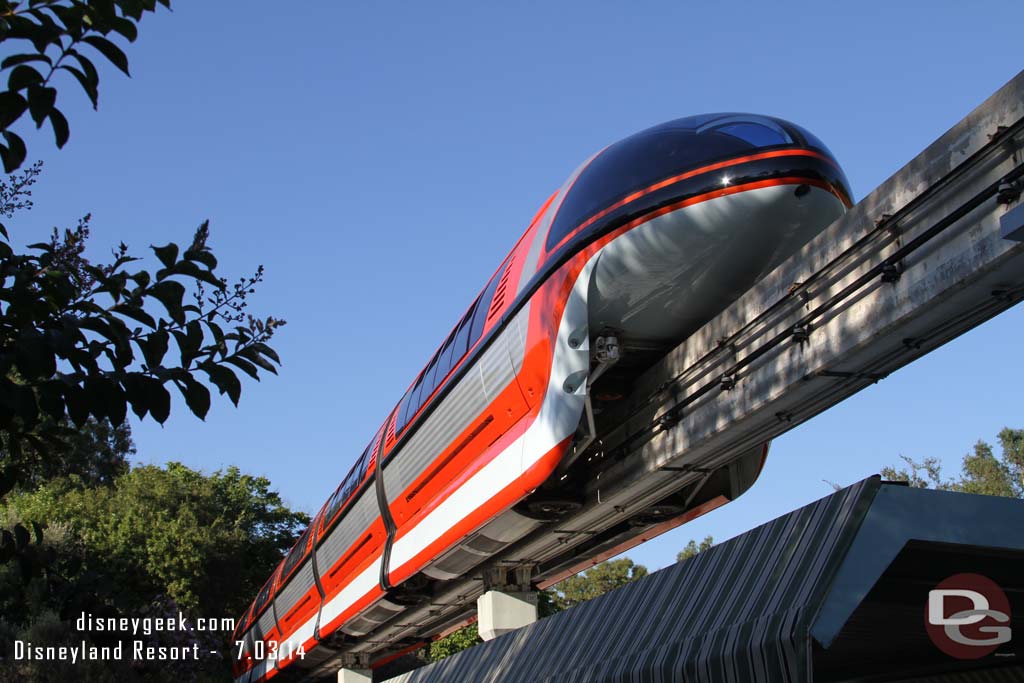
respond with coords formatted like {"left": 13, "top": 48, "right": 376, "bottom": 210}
{"left": 613, "top": 176, "right": 840, "bottom": 236}
{"left": 547, "top": 149, "right": 844, "bottom": 255}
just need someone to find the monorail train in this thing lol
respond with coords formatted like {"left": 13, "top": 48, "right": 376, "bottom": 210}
{"left": 233, "top": 113, "right": 852, "bottom": 682}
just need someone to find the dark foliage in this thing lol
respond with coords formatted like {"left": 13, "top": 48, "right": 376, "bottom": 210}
{"left": 0, "top": 163, "right": 284, "bottom": 501}
{"left": 0, "top": 0, "right": 171, "bottom": 172}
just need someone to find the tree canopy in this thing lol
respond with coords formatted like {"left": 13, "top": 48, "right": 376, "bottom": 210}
{"left": 881, "top": 428, "right": 1023, "bottom": 498}
{"left": 0, "top": 163, "right": 284, "bottom": 497}
{"left": 551, "top": 557, "right": 648, "bottom": 611}
{"left": 1, "top": 459, "right": 307, "bottom": 679}
{"left": 0, "top": 6, "right": 297, "bottom": 679}
{"left": 676, "top": 535, "right": 714, "bottom": 563}
{"left": 5, "top": 461, "right": 307, "bottom": 615}
{"left": 428, "top": 622, "right": 481, "bottom": 663}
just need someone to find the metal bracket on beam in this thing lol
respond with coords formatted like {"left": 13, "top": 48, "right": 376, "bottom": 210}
{"left": 340, "top": 653, "right": 371, "bottom": 670}
{"left": 880, "top": 261, "right": 903, "bottom": 283}
{"left": 659, "top": 465, "right": 712, "bottom": 473}
{"left": 792, "top": 323, "right": 813, "bottom": 345}
{"left": 816, "top": 369, "right": 889, "bottom": 384}
{"left": 482, "top": 565, "right": 536, "bottom": 593}
{"left": 1001, "top": 202, "right": 1024, "bottom": 241}
{"left": 656, "top": 406, "right": 683, "bottom": 431}
{"left": 996, "top": 180, "right": 1021, "bottom": 205}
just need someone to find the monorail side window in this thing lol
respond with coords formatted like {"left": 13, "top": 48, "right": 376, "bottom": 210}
{"left": 434, "top": 329, "right": 460, "bottom": 390}
{"left": 324, "top": 440, "right": 372, "bottom": 527}
{"left": 451, "top": 301, "right": 476, "bottom": 361}
{"left": 252, "top": 573, "right": 276, "bottom": 623}
{"left": 392, "top": 273, "right": 500, "bottom": 440}
{"left": 280, "top": 525, "right": 310, "bottom": 581}
{"left": 395, "top": 388, "right": 414, "bottom": 436}
{"left": 417, "top": 354, "right": 442, "bottom": 410}
{"left": 235, "top": 603, "right": 253, "bottom": 639}
{"left": 468, "top": 258, "right": 511, "bottom": 347}
{"left": 406, "top": 371, "right": 430, "bottom": 427}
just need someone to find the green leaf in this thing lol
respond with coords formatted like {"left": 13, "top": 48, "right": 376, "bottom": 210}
{"left": 63, "top": 384, "right": 90, "bottom": 428}
{"left": 112, "top": 302, "right": 156, "bottom": 328}
{"left": 122, "top": 373, "right": 148, "bottom": 419}
{"left": 145, "top": 378, "right": 171, "bottom": 423}
{"left": 0, "top": 91, "right": 28, "bottom": 128}
{"left": 205, "top": 320, "right": 225, "bottom": 350}
{"left": 49, "top": 106, "right": 69, "bottom": 147}
{"left": 26, "top": 85, "right": 56, "bottom": 127}
{"left": 1, "top": 53, "right": 53, "bottom": 69}
{"left": 152, "top": 242, "right": 178, "bottom": 268}
{"left": 250, "top": 341, "right": 281, "bottom": 364}
{"left": 148, "top": 280, "right": 186, "bottom": 324}
{"left": 1, "top": 131, "right": 27, "bottom": 172}
{"left": 83, "top": 35, "right": 130, "bottom": 76}
{"left": 177, "top": 376, "right": 210, "bottom": 420}
{"left": 59, "top": 64, "right": 98, "bottom": 108}
{"left": 158, "top": 259, "right": 222, "bottom": 287}
{"left": 173, "top": 319, "right": 203, "bottom": 366}
{"left": 110, "top": 16, "right": 138, "bottom": 42}
{"left": 77, "top": 316, "right": 117, "bottom": 343}
{"left": 98, "top": 378, "right": 126, "bottom": 425}
{"left": 237, "top": 346, "right": 277, "bottom": 375}
{"left": 224, "top": 355, "right": 259, "bottom": 380}
{"left": 137, "top": 328, "right": 168, "bottom": 369}
{"left": 201, "top": 362, "right": 240, "bottom": 406}
{"left": 183, "top": 247, "right": 217, "bottom": 270}
{"left": 84, "top": 376, "right": 124, "bottom": 424}
{"left": 7, "top": 64, "right": 44, "bottom": 91}
{"left": 105, "top": 316, "right": 136, "bottom": 367}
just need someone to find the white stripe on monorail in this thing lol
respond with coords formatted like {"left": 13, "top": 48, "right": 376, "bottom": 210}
{"left": 235, "top": 253, "right": 598, "bottom": 683}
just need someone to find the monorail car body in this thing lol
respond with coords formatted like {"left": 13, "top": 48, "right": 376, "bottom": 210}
{"left": 233, "top": 113, "right": 852, "bottom": 682}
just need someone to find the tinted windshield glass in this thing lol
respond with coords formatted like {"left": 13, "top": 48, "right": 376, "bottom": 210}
{"left": 546, "top": 114, "right": 804, "bottom": 251}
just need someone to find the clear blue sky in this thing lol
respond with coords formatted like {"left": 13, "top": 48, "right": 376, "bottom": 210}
{"left": 12, "top": 2, "right": 1023, "bottom": 572}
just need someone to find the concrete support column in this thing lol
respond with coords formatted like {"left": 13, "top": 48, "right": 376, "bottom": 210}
{"left": 338, "top": 668, "right": 372, "bottom": 683}
{"left": 476, "top": 589, "right": 538, "bottom": 641}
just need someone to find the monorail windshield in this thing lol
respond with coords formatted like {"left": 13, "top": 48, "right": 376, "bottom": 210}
{"left": 545, "top": 113, "right": 847, "bottom": 251}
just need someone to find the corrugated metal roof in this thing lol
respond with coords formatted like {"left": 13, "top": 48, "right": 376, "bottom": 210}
{"left": 386, "top": 477, "right": 879, "bottom": 683}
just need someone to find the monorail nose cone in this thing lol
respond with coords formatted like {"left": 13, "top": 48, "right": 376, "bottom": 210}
{"left": 577, "top": 113, "right": 852, "bottom": 346}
